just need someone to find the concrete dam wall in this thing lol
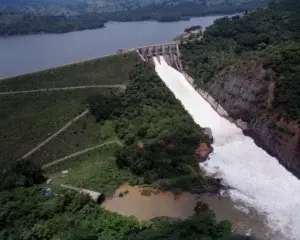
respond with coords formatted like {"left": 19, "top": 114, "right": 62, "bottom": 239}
{"left": 132, "top": 42, "right": 182, "bottom": 71}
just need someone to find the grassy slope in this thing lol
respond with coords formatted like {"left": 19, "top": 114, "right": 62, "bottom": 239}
{"left": 30, "top": 118, "right": 117, "bottom": 165}
{"left": 0, "top": 52, "right": 140, "bottom": 165}
{"left": 0, "top": 53, "right": 140, "bottom": 92}
{"left": 0, "top": 89, "right": 97, "bottom": 164}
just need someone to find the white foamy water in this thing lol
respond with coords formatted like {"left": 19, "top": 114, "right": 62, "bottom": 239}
{"left": 154, "top": 56, "right": 300, "bottom": 240}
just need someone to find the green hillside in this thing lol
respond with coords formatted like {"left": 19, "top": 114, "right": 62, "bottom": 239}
{"left": 0, "top": 53, "right": 249, "bottom": 240}
{"left": 181, "top": 0, "right": 300, "bottom": 121}
{"left": 0, "top": 0, "right": 269, "bottom": 35}
{"left": 0, "top": 53, "right": 139, "bottom": 166}
{"left": 0, "top": 0, "right": 269, "bottom": 13}
{"left": 180, "top": 0, "right": 300, "bottom": 176}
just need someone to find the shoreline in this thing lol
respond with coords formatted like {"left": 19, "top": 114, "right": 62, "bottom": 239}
{"left": 0, "top": 52, "right": 131, "bottom": 81}
{"left": 0, "top": 12, "right": 242, "bottom": 39}
{"left": 179, "top": 70, "right": 297, "bottom": 240}
{"left": 155, "top": 60, "right": 285, "bottom": 240}
{"left": 184, "top": 70, "right": 300, "bottom": 181}
{"left": 0, "top": 14, "right": 233, "bottom": 79}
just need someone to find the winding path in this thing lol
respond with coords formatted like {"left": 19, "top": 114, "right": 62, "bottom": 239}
{"left": 42, "top": 140, "right": 123, "bottom": 169}
{"left": 0, "top": 85, "right": 125, "bottom": 95}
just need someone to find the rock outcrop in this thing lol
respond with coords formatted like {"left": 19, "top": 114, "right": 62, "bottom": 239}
{"left": 195, "top": 143, "right": 212, "bottom": 162}
{"left": 184, "top": 61, "right": 300, "bottom": 178}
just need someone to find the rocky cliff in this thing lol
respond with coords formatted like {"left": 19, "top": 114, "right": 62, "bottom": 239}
{"left": 184, "top": 60, "right": 300, "bottom": 178}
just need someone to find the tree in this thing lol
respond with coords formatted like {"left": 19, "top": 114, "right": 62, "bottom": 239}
{"left": 0, "top": 159, "right": 45, "bottom": 190}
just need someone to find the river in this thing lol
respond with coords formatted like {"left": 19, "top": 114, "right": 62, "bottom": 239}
{"left": 154, "top": 57, "right": 300, "bottom": 240}
{"left": 0, "top": 15, "right": 228, "bottom": 78}
{"left": 3, "top": 13, "right": 299, "bottom": 239}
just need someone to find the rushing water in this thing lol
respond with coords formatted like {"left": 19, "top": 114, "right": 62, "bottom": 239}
{"left": 0, "top": 15, "right": 230, "bottom": 78}
{"left": 154, "top": 57, "right": 300, "bottom": 240}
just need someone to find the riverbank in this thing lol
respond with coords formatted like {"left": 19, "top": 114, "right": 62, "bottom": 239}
{"left": 153, "top": 56, "right": 300, "bottom": 240}
{"left": 184, "top": 68, "right": 300, "bottom": 179}
{"left": 102, "top": 183, "right": 275, "bottom": 239}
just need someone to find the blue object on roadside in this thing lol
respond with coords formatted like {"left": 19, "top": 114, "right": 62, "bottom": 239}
{"left": 44, "top": 187, "right": 53, "bottom": 197}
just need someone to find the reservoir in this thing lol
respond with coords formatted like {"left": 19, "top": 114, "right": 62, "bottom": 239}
{"left": 0, "top": 15, "right": 226, "bottom": 78}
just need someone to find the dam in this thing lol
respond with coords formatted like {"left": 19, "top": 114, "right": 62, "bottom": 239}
{"left": 153, "top": 56, "right": 300, "bottom": 240}
{"left": 2, "top": 35, "right": 300, "bottom": 240}
{"left": 121, "top": 41, "right": 183, "bottom": 71}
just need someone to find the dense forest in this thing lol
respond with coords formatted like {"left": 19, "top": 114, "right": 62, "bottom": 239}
{"left": 0, "top": 187, "right": 250, "bottom": 240}
{"left": 88, "top": 63, "right": 217, "bottom": 192}
{"left": 100, "top": 0, "right": 269, "bottom": 22}
{"left": 0, "top": 12, "right": 106, "bottom": 35}
{"left": 0, "top": 0, "right": 269, "bottom": 35}
{"left": 0, "top": 0, "right": 271, "bottom": 15}
{"left": 181, "top": 0, "right": 300, "bottom": 122}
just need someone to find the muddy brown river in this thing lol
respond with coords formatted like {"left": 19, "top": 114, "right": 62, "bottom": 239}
{"left": 102, "top": 184, "right": 278, "bottom": 239}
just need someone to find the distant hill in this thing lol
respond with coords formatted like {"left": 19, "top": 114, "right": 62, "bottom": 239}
{"left": 0, "top": 0, "right": 70, "bottom": 5}
{"left": 0, "top": 0, "right": 270, "bottom": 14}
{"left": 0, "top": 0, "right": 270, "bottom": 35}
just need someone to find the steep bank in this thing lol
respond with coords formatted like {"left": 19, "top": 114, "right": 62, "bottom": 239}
{"left": 180, "top": 0, "right": 300, "bottom": 179}
{"left": 187, "top": 61, "right": 300, "bottom": 178}
{"left": 154, "top": 56, "right": 300, "bottom": 240}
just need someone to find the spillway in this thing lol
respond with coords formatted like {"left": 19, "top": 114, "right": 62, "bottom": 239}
{"left": 154, "top": 56, "right": 300, "bottom": 240}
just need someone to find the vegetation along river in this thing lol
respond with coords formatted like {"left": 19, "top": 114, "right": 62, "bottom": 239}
{"left": 154, "top": 57, "right": 300, "bottom": 240}
{"left": 0, "top": 15, "right": 230, "bottom": 78}
{"left": 2, "top": 11, "right": 300, "bottom": 240}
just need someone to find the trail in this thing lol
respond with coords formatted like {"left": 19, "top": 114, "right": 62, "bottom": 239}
{"left": 154, "top": 56, "right": 300, "bottom": 240}
{"left": 60, "top": 184, "right": 102, "bottom": 202}
{"left": 0, "top": 85, "right": 125, "bottom": 95}
{"left": 19, "top": 110, "right": 89, "bottom": 160}
{"left": 42, "top": 140, "right": 123, "bottom": 169}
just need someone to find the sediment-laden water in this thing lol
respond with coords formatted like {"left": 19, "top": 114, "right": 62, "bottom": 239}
{"left": 154, "top": 56, "right": 300, "bottom": 240}
{"left": 102, "top": 184, "right": 199, "bottom": 220}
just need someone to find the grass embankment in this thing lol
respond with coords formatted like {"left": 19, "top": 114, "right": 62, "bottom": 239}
{"left": 0, "top": 53, "right": 140, "bottom": 92}
{"left": 0, "top": 90, "right": 94, "bottom": 164}
{"left": 30, "top": 118, "right": 117, "bottom": 166}
{"left": 0, "top": 52, "right": 140, "bottom": 166}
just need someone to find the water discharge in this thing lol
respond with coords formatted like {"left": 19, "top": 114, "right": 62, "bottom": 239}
{"left": 154, "top": 56, "right": 300, "bottom": 240}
